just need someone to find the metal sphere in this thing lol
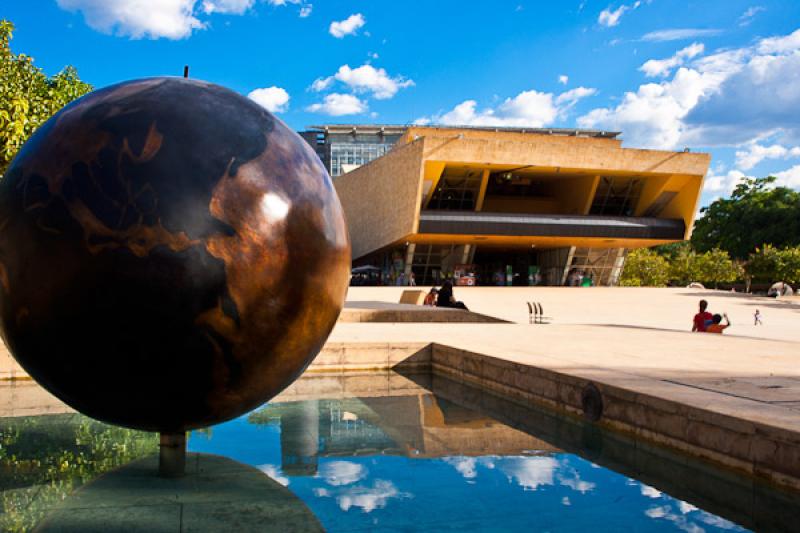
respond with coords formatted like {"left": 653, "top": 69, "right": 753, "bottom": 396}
{"left": 0, "top": 78, "right": 351, "bottom": 431}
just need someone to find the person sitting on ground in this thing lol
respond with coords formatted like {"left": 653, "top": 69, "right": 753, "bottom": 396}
{"left": 436, "top": 280, "right": 469, "bottom": 310}
{"left": 423, "top": 287, "right": 438, "bottom": 306}
{"left": 705, "top": 313, "right": 730, "bottom": 334}
{"left": 692, "top": 299, "right": 713, "bottom": 332}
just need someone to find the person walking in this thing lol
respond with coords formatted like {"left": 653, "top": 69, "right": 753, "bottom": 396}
{"left": 754, "top": 309, "right": 763, "bottom": 326}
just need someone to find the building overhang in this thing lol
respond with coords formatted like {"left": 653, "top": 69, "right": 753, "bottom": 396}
{"left": 418, "top": 211, "right": 686, "bottom": 241}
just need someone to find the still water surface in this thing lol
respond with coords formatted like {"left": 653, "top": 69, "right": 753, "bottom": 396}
{"left": 2, "top": 372, "right": 798, "bottom": 532}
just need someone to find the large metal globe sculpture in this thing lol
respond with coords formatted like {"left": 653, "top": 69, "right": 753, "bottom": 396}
{"left": 0, "top": 77, "right": 351, "bottom": 433}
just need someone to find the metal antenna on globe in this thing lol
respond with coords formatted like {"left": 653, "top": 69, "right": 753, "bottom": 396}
{"left": 183, "top": 65, "right": 189, "bottom": 78}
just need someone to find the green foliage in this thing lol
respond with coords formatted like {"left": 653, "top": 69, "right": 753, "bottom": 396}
{"left": 0, "top": 415, "right": 157, "bottom": 532}
{"left": 627, "top": 245, "right": 741, "bottom": 288}
{"left": 746, "top": 244, "right": 800, "bottom": 285}
{"left": 692, "top": 176, "right": 800, "bottom": 259}
{"left": 619, "top": 248, "right": 670, "bottom": 287}
{"left": 0, "top": 20, "right": 92, "bottom": 175}
{"left": 692, "top": 248, "right": 742, "bottom": 288}
{"left": 665, "top": 244, "right": 700, "bottom": 286}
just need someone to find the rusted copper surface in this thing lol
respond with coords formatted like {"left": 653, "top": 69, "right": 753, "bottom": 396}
{"left": 0, "top": 78, "right": 351, "bottom": 431}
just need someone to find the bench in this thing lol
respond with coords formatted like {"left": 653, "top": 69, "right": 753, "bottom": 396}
{"left": 399, "top": 290, "right": 426, "bottom": 305}
{"left": 526, "top": 302, "right": 552, "bottom": 324}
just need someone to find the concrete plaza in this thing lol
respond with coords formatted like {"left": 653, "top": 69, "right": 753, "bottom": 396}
{"left": 2, "top": 286, "right": 799, "bottom": 488}
{"left": 329, "top": 286, "right": 800, "bottom": 489}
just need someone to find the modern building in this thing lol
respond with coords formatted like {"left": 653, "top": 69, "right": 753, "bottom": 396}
{"left": 303, "top": 124, "right": 711, "bottom": 286}
{"left": 299, "top": 124, "right": 406, "bottom": 178}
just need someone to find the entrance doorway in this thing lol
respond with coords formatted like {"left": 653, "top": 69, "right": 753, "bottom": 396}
{"left": 472, "top": 248, "right": 542, "bottom": 286}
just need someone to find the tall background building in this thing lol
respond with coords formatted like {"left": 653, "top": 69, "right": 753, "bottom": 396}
{"left": 300, "top": 124, "right": 710, "bottom": 287}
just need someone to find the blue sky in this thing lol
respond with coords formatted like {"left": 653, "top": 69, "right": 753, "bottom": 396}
{"left": 4, "top": 0, "right": 800, "bottom": 208}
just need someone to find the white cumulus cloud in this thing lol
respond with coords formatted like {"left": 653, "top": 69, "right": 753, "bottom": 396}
{"left": 579, "top": 27, "right": 800, "bottom": 151}
{"left": 202, "top": 0, "right": 254, "bottom": 14}
{"left": 558, "top": 75, "right": 569, "bottom": 85}
{"left": 306, "top": 93, "right": 368, "bottom": 116}
{"left": 329, "top": 13, "right": 365, "bottom": 38}
{"left": 419, "top": 86, "right": 596, "bottom": 128}
{"left": 57, "top": 0, "right": 312, "bottom": 39}
{"left": 703, "top": 169, "right": 746, "bottom": 194}
{"left": 735, "top": 142, "right": 800, "bottom": 170}
{"left": 774, "top": 164, "right": 800, "bottom": 188}
{"left": 56, "top": 0, "right": 205, "bottom": 39}
{"left": 299, "top": 4, "right": 312, "bottom": 17}
{"left": 248, "top": 86, "right": 290, "bottom": 113}
{"left": 313, "top": 64, "right": 414, "bottom": 100}
{"left": 640, "top": 42, "right": 704, "bottom": 78}
{"left": 598, "top": 1, "right": 640, "bottom": 28}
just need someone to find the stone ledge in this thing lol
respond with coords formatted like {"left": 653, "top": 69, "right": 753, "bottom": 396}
{"left": 421, "top": 342, "right": 800, "bottom": 491}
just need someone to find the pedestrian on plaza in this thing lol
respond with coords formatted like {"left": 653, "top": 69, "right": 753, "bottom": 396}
{"left": 409, "top": 272, "right": 416, "bottom": 286}
{"left": 424, "top": 287, "right": 438, "bottom": 306}
{"left": 692, "top": 299, "right": 713, "bottom": 332}
{"left": 754, "top": 309, "right": 763, "bottom": 326}
{"left": 436, "top": 280, "right": 469, "bottom": 310}
{"left": 706, "top": 313, "right": 730, "bottom": 334}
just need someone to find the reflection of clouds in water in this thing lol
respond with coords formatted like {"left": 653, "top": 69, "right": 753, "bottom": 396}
{"left": 557, "top": 472, "right": 596, "bottom": 494}
{"left": 646, "top": 504, "right": 743, "bottom": 533}
{"left": 443, "top": 456, "right": 497, "bottom": 480}
{"left": 499, "top": 456, "right": 559, "bottom": 491}
{"left": 497, "top": 456, "right": 596, "bottom": 494}
{"left": 562, "top": 496, "right": 571, "bottom": 506}
{"left": 696, "top": 511, "right": 739, "bottom": 530}
{"left": 443, "top": 457, "right": 478, "bottom": 478}
{"left": 640, "top": 483, "right": 663, "bottom": 498}
{"left": 257, "top": 464, "right": 289, "bottom": 487}
{"left": 315, "top": 479, "right": 412, "bottom": 513}
{"left": 320, "top": 460, "right": 367, "bottom": 486}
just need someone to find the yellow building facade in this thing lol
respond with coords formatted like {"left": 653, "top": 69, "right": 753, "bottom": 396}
{"left": 331, "top": 125, "right": 711, "bottom": 286}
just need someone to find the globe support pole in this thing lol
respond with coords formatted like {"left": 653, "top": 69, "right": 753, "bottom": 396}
{"left": 159, "top": 432, "right": 186, "bottom": 478}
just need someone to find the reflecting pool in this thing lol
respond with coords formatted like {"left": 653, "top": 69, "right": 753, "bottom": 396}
{"left": 2, "top": 372, "right": 799, "bottom": 532}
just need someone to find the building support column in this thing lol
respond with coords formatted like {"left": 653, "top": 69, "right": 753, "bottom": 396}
{"left": 403, "top": 243, "right": 416, "bottom": 284}
{"left": 560, "top": 246, "right": 577, "bottom": 286}
{"left": 475, "top": 169, "right": 491, "bottom": 211}
{"left": 609, "top": 248, "right": 626, "bottom": 286}
{"left": 460, "top": 244, "right": 471, "bottom": 265}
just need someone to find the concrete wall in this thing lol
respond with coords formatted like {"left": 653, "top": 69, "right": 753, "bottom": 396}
{"left": 335, "top": 127, "right": 711, "bottom": 259}
{"left": 334, "top": 139, "right": 425, "bottom": 259}
{"left": 414, "top": 130, "right": 710, "bottom": 178}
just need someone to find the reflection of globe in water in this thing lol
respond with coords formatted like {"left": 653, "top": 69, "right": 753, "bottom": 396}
{"left": 0, "top": 77, "right": 351, "bottom": 432}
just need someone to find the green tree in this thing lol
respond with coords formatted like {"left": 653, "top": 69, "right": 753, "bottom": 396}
{"left": 0, "top": 20, "right": 92, "bottom": 175}
{"left": 746, "top": 245, "right": 800, "bottom": 285}
{"left": 692, "top": 176, "right": 800, "bottom": 259}
{"left": 620, "top": 248, "right": 670, "bottom": 287}
{"left": 665, "top": 244, "right": 700, "bottom": 286}
{"left": 693, "top": 248, "right": 742, "bottom": 288}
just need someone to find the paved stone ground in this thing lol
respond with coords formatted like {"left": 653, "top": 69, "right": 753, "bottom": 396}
{"left": 345, "top": 286, "right": 800, "bottom": 342}
{"left": 332, "top": 287, "right": 800, "bottom": 484}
